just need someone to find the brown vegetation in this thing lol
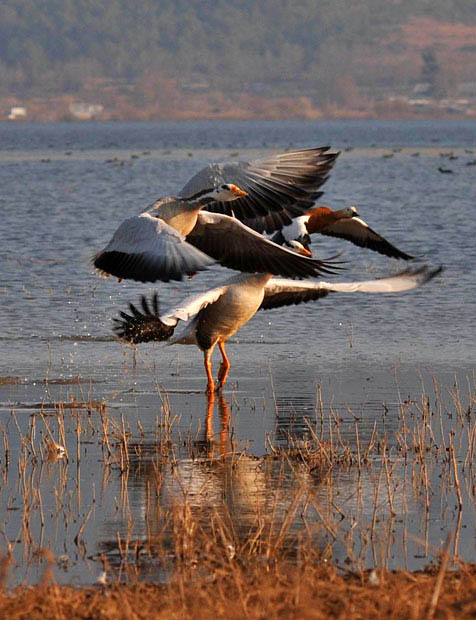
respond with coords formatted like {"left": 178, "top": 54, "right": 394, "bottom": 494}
{"left": 4, "top": 15, "right": 476, "bottom": 123}
{"left": 2, "top": 0, "right": 476, "bottom": 121}
{"left": 1, "top": 558, "right": 476, "bottom": 619}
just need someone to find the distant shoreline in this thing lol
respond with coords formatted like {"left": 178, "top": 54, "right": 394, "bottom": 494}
{"left": 2, "top": 112, "right": 475, "bottom": 123}
{"left": 2, "top": 94, "right": 474, "bottom": 123}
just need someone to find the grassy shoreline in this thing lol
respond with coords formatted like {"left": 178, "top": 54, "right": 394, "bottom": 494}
{"left": 1, "top": 370, "right": 474, "bottom": 615}
{"left": 1, "top": 560, "right": 476, "bottom": 619}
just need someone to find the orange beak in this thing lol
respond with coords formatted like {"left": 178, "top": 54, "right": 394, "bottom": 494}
{"left": 229, "top": 184, "right": 248, "bottom": 197}
{"left": 287, "top": 240, "right": 312, "bottom": 256}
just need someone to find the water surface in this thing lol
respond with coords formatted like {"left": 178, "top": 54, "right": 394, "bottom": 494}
{"left": 0, "top": 120, "right": 475, "bottom": 584}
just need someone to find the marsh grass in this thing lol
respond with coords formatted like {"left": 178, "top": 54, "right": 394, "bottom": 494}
{"left": 0, "top": 370, "right": 475, "bottom": 618}
{"left": 1, "top": 550, "right": 476, "bottom": 619}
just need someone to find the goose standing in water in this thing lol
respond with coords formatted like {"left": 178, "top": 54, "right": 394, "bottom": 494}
{"left": 248, "top": 206, "right": 414, "bottom": 260}
{"left": 93, "top": 147, "right": 340, "bottom": 283}
{"left": 114, "top": 266, "right": 441, "bottom": 393}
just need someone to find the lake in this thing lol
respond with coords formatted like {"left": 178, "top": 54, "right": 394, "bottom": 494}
{"left": 0, "top": 119, "right": 475, "bottom": 585}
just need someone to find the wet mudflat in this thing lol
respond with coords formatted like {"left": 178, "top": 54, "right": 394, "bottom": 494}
{"left": 0, "top": 121, "right": 475, "bottom": 619}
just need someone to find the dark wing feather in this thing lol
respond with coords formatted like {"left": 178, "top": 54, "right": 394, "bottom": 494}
{"left": 260, "top": 283, "right": 331, "bottom": 310}
{"left": 321, "top": 218, "right": 414, "bottom": 260}
{"left": 113, "top": 293, "right": 175, "bottom": 343}
{"left": 188, "top": 212, "right": 342, "bottom": 279}
{"left": 179, "top": 147, "right": 338, "bottom": 233}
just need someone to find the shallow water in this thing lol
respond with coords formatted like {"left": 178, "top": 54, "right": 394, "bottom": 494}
{"left": 0, "top": 120, "right": 475, "bottom": 585}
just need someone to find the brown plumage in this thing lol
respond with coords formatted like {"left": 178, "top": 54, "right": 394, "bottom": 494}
{"left": 306, "top": 206, "right": 354, "bottom": 233}
{"left": 268, "top": 206, "right": 414, "bottom": 261}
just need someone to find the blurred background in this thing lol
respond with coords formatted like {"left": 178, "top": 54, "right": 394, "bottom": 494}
{"left": 1, "top": 0, "right": 476, "bottom": 121}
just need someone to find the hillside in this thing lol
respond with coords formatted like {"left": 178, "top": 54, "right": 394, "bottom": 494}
{"left": 1, "top": 1, "right": 476, "bottom": 120}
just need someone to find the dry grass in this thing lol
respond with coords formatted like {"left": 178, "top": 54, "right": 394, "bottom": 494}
{"left": 1, "top": 560, "right": 476, "bottom": 619}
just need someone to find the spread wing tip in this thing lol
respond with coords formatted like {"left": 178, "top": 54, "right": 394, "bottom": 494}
{"left": 92, "top": 250, "right": 210, "bottom": 283}
{"left": 406, "top": 264, "right": 443, "bottom": 282}
{"left": 113, "top": 293, "right": 175, "bottom": 343}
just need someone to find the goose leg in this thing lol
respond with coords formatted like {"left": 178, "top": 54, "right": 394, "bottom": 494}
{"left": 216, "top": 341, "right": 230, "bottom": 391}
{"left": 204, "top": 350, "right": 215, "bottom": 394}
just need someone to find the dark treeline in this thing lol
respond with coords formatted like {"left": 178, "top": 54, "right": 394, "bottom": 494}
{"left": 1, "top": 0, "right": 475, "bottom": 99}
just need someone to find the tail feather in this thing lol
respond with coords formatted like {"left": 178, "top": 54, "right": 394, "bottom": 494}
{"left": 113, "top": 293, "right": 175, "bottom": 343}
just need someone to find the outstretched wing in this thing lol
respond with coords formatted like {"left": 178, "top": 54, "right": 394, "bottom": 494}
{"left": 260, "top": 266, "right": 442, "bottom": 310}
{"left": 179, "top": 147, "right": 339, "bottom": 232}
{"left": 93, "top": 213, "right": 215, "bottom": 283}
{"left": 320, "top": 217, "right": 414, "bottom": 260}
{"left": 114, "top": 285, "right": 228, "bottom": 344}
{"left": 188, "top": 211, "right": 342, "bottom": 279}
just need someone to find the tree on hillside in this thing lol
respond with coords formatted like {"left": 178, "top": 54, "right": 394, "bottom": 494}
{"left": 0, "top": 0, "right": 475, "bottom": 101}
{"left": 420, "top": 47, "right": 450, "bottom": 98}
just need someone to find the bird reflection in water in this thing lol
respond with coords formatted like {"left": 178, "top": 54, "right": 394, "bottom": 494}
{"left": 198, "top": 391, "right": 231, "bottom": 459}
{"left": 159, "top": 392, "right": 319, "bottom": 535}
{"left": 97, "top": 392, "right": 332, "bottom": 576}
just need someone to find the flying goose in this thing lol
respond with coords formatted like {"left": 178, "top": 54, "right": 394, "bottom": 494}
{"left": 93, "top": 147, "right": 340, "bottom": 283}
{"left": 114, "top": 266, "right": 441, "bottom": 393}
{"left": 178, "top": 146, "right": 338, "bottom": 225}
{"left": 94, "top": 185, "right": 341, "bottom": 282}
{"left": 251, "top": 206, "right": 414, "bottom": 260}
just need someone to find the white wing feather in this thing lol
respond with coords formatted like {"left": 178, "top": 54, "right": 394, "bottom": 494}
{"left": 94, "top": 213, "right": 214, "bottom": 282}
{"left": 101, "top": 213, "right": 182, "bottom": 252}
{"left": 261, "top": 267, "right": 441, "bottom": 310}
{"left": 161, "top": 285, "right": 227, "bottom": 326}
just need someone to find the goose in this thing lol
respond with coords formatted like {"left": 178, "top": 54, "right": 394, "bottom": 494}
{"left": 250, "top": 206, "right": 414, "bottom": 261}
{"left": 113, "top": 265, "right": 441, "bottom": 393}
{"left": 178, "top": 146, "right": 337, "bottom": 224}
{"left": 93, "top": 147, "right": 340, "bottom": 283}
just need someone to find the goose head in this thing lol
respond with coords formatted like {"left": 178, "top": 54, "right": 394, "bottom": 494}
{"left": 186, "top": 184, "right": 248, "bottom": 205}
{"left": 284, "top": 239, "right": 312, "bottom": 257}
{"left": 211, "top": 183, "right": 248, "bottom": 201}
